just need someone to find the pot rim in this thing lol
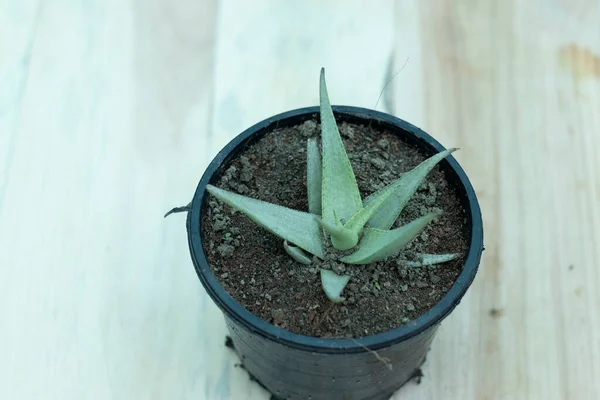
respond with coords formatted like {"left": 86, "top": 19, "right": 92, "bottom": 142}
{"left": 187, "top": 105, "right": 483, "bottom": 353}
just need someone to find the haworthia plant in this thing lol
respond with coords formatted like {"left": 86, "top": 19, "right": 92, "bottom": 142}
{"left": 206, "top": 68, "right": 460, "bottom": 302}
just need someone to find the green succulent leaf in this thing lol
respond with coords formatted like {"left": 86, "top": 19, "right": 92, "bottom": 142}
{"left": 341, "top": 212, "right": 441, "bottom": 264}
{"left": 306, "top": 138, "right": 322, "bottom": 215}
{"left": 343, "top": 177, "right": 400, "bottom": 235}
{"left": 404, "top": 253, "right": 460, "bottom": 268}
{"left": 207, "top": 185, "right": 324, "bottom": 258}
{"left": 320, "top": 269, "right": 351, "bottom": 303}
{"left": 316, "top": 217, "right": 359, "bottom": 250}
{"left": 283, "top": 240, "right": 313, "bottom": 265}
{"left": 364, "top": 148, "right": 457, "bottom": 230}
{"left": 320, "top": 68, "right": 362, "bottom": 226}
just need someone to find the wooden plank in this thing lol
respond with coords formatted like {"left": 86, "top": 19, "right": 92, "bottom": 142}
{"left": 393, "top": 1, "right": 600, "bottom": 399}
{"left": 0, "top": 0, "right": 40, "bottom": 214}
{"left": 1, "top": 0, "right": 599, "bottom": 399}
{"left": 0, "top": 0, "right": 218, "bottom": 399}
{"left": 209, "top": 0, "right": 396, "bottom": 156}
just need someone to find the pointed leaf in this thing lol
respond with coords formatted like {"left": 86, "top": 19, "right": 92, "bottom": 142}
{"left": 343, "top": 178, "right": 399, "bottom": 234}
{"left": 316, "top": 217, "right": 358, "bottom": 250}
{"left": 320, "top": 269, "right": 351, "bottom": 303}
{"left": 341, "top": 212, "right": 440, "bottom": 264}
{"left": 320, "top": 68, "right": 362, "bottom": 224}
{"left": 364, "top": 148, "right": 457, "bottom": 230}
{"left": 404, "top": 253, "right": 460, "bottom": 268}
{"left": 306, "top": 138, "right": 322, "bottom": 215}
{"left": 207, "top": 185, "right": 324, "bottom": 258}
{"left": 283, "top": 240, "right": 313, "bottom": 265}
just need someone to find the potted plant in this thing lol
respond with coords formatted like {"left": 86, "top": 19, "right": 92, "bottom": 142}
{"left": 169, "top": 69, "right": 483, "bottom": 400}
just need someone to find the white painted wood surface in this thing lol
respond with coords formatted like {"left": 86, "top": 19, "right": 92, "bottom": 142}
{"left": 1, "top": 1, "right": 599, "bottom": 399}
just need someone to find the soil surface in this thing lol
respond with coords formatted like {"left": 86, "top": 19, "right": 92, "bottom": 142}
{"left": 201, "top": 118, "right": 469, "bottom": 338}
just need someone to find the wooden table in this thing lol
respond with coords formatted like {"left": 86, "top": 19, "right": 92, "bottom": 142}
{"left": 1, "top": 1, "right": 599, "bottom": 399}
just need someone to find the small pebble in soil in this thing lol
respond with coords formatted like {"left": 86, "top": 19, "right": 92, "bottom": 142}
{"left": 236, "top": 184, "right": 249, "bottom": 194}
{"left": 217, "top": 244, "right": 235, "bottom": 258}
{"left": 341, "top": 123, "right": 355, "bottom": 138}
{"left": 213, "top": 217, "right": 228, "bottom": 232}
{"left": 299, "top": 120, "right": 317, "bottom": 137}
{"left": 239, "top": 157, "right": 254, "bottom": 182}
{"left": 406, "top": 303, "right": 415, "bottom": 311}
{"left": 220, "top": 273, "right": 229, "bottom": 279}
{"left": 332, "top": 263, "right": 346, "bottom": 274}
{"left": 428, "top": 182, "right": 437, "bottom": 195}
{"left": 370, "top": 157, "right": 386, "bottom": 170}
{"left": 272, "top": 309, "right": 285, "bottom": 325}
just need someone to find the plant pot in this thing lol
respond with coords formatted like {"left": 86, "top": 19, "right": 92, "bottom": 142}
{"left": 186, "top": 106, "right": 483, "bottom": 400}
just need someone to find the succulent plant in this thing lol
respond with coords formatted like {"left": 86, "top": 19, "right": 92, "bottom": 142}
{"left": 207, "top": 69, "right": 460, "bottom": 303}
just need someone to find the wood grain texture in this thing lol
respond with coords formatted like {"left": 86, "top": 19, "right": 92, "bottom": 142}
{"left": 0, "top": 0, "right": 598, "bottom": 399}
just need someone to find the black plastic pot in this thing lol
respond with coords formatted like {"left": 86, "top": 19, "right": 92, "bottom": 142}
{"left": 187, "top": 106, "right": 483, "bottom": 400}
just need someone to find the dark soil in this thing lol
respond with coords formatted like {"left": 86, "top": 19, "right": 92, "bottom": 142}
{"left": 202, "top": 118, "right": 469, "bottom": 338}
